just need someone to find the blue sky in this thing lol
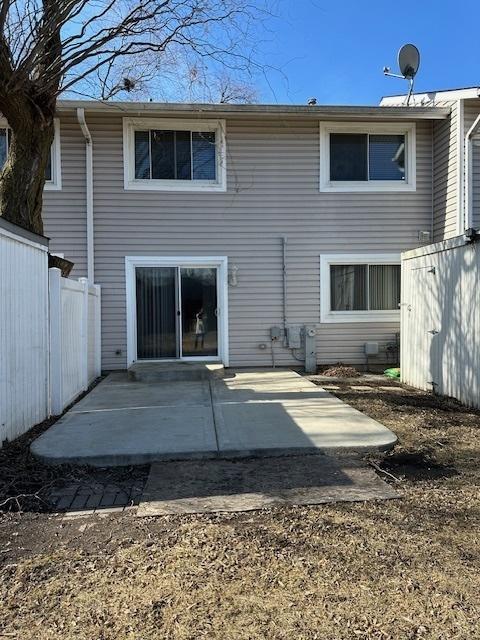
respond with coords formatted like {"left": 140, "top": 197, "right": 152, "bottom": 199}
{"left": 255, "top": 0, "right": 480, "bottom": 105}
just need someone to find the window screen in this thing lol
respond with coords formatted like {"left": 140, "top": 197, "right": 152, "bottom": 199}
{"left": 369, "top": 135, "right": 405, "bottom": 181}
{"left": 134, "top": 129, "right": 216, "bottom": 181}
{"left": 369, "top": 264, "right": 401, "bottom": 310}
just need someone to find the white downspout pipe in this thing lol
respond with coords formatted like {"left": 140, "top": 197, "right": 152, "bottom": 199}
{"left": 465, "top": 113, "right": 480, "bottom": 231}
{"left": 76, "top": 108, "right": 94, "bottom": 282}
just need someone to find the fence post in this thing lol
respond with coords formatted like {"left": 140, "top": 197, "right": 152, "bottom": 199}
{"left": 79, "top": 277, "right": 89, "bottom": 391}
{"left": 94, "top": 285, "right": 102, "bottom": 378}
{"left": 49, "top": 268, "right": 63, "bottom": 415}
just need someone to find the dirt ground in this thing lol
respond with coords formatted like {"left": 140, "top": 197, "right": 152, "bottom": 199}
{"left": 1, "top": 376, "right": 479, "bottom": 640}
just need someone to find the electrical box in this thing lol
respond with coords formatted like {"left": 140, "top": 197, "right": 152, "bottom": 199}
{"left": 287, "top": 326, "right": 302, "bottom": 349}
{"left": 270, "top": 326, "right": 283, "bottom": 341}
{"left": 303, "top": 325, "right": 317, "bottom": 374}
{"left": 364, "top": 342, "right": 379, "bottom": 356}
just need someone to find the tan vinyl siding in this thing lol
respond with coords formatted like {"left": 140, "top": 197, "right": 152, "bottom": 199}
{"left": 42, "top": 114, "right": 87, "bottom": 278}
{"left": 43, "top": 113, "right": 433, "bottom": 369}
{"left": 433, "top": 100, "right": 459, "bottom": 241}
{"left": 463, "top": 99, "right": 480, "bottom": 229}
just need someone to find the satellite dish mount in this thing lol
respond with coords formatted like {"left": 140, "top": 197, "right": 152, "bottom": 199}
{"left": 383, "top": 44, "right": 420, "bottom": 105}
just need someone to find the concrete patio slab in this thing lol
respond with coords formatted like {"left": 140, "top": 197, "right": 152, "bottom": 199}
{"left": 72, "top": 380, "right": 211, "bottom": 412}
{"left": 137, "top": 455, "right": 398, "bottom": 516}
{"left": 31, "top": 368, "right": 397, "bottom": 466}
{"left": 211, "top": 371, "right": 396, "bottom": 454}
{"left": 31, "top": 404, "right": 217, "bottom": 466}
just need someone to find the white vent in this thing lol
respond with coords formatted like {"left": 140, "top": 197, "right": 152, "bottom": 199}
{"left": 418, "top": 230, "right": 431, "bottom": 243}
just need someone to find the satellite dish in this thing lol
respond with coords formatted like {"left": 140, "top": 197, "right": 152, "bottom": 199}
{"left": 383, "top": 43, "right": 421, "bottom": 105}
{"left": 398, "top": 44, "right": 420, "bottom": 79}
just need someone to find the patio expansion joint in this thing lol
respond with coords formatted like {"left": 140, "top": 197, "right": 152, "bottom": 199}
{"left": 208, "top": 379, "right": 221, "bottom": 453}
{"left": 69, "top": 403, "right": 210, "bottom": 414}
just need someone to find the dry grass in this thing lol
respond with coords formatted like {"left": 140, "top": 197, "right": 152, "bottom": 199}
{"left": 1, "top": 380, "right": 479, "bottom": 640}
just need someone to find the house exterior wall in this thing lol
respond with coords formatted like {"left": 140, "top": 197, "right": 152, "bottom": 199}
{"left": 463, "top": 99, "right": 480, "bottom": 230}
{"left": 43, "top": 113, "right": 87, "bottom": 277}
{"left": 432, "top": 100, "right": 460, "bottom": 241}
{"left": 41, "top": 111, "right": 434, "bottom": 370}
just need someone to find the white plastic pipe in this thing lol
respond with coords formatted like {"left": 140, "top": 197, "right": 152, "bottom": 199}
{"left": 465, "top": 113, "right": 480, "bottom": 231}
{"left": 76, "top": 108, "right": 94, "bottom": 282}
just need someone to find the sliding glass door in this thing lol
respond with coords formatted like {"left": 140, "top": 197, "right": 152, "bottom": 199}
{"left": 180, "top": 268, "right": 218, "bottom": 357}
{"left": 135, "top": 265, "right": 218, "bottom": 360}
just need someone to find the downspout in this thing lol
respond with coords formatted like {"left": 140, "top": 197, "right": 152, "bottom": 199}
{"left": 465, "top": 113, "right": 480, "bottom": 231}
{"left": 76, "top": 108, "right": 94, "bottom": 282}
{"left": 282, "top": 236, "right": 288, "bottom": 342}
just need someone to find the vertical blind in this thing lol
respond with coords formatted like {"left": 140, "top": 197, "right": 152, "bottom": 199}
{"left": 134, "top": 129, "right": 216, "bottom": 181}
{"left": 136, "top": 267, "right": 177, "bottom": 359}
{"left": 330, "top": 264, "right": 400, "bottom": 311}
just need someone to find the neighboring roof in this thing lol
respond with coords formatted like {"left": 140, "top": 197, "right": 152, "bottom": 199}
{"left": 381, "top": 86, "right": 480, "bottom": 106}
{"left": 57, "top": 99, "right": 449, "bottom": 120}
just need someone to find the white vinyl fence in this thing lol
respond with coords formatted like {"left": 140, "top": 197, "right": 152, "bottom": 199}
{"left": 401, "top": 235, "right": 480, "bottom": 408}
{"left": 1, "top": 220, "right": 101, "bottom": 445}
{"left": 0, "top": 222, "right": 50, "bottom": 442}
{"left": 49, "top": 268, "right": 101, "bottom": 414}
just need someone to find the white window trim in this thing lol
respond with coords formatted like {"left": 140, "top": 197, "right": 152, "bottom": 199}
{"left": 319, "top": 122, "right": 416, "bottom": 193}
{"left": 125, "top": 255, "right": 229, "bottom": 367}
{"left": 320, "top": 253, "right": 401, "bottom": 323}
{"left": 0, "top": 117, "right": 62, "bottom": 191}
{"left": 123, "top": 117, "right": 227, "bottom": 192}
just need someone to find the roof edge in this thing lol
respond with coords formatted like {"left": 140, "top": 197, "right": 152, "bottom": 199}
{"left": 381, "top": 87, "right": 480, "bottom": 106}
{"left": 55, "top": 99, "right": 450, "bottom": 120}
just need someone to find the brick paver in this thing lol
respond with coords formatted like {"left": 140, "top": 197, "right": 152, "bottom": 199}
{"left": 48, "top": 476, "right": 146, "bottom": 515}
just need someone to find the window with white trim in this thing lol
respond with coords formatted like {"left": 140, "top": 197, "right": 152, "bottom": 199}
{"left": 319, "top": 122, "right": 416, "bottom": 192}
{"left": 0, "top": 118, "right": 61, "bottom": 190}
{"left": 123, "top": 117, "right": 226, "bottom": 192}
{"left": 320, "top": 254, "right": 401, "bottom": 323}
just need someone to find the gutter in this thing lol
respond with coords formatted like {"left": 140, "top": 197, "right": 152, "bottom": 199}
{"left": 465, "top": 113, "right": 480, "bottom": 230}
{"left": 58, "top": 100, "right": 450, "bottom": 121}
{"left": 76, "top": 108, "right": 94, "bottom": 282}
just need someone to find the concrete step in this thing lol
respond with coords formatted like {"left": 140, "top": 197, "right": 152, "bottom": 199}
{"left": 128, "top": 361, "right": 225, "bottom": 383}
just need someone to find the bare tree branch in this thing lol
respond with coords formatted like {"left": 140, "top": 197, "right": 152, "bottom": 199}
{"left": 0, "top": 0, "right": 278, "bottom": 233}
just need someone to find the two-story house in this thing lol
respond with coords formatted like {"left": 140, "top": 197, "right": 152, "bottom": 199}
{"left": 19, "top": 88, "right": 479, "bottom": 371}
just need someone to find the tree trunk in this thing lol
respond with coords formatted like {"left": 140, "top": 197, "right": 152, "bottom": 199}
{"left": 0, "top": 112, "right": 54, "bottom": 235}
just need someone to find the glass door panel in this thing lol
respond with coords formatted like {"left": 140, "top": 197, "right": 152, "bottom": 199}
{"left": 136, "top": 267, "right": 177, "bottom": 359}
{"left": 180, "top": 267, "right": 218, "bottom": 357}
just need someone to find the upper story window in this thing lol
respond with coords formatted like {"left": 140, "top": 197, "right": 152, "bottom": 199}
{"left": 123, "top": 117, "right": 226, "bottom": 192}
{"left": 320, "top": 253, "right": 401, "bottom": 323}
{"left": 0, "top": 118, "right": 62, "bottom": 190}
{"left": 319, "top": 122, "right": 416, "bottom": 193}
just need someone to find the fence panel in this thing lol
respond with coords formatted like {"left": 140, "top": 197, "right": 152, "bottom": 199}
{"left": 49, "top": 268, "right": 101, "bottom": 414}
{"left": 87, "top": 284, "right": 101, "bottom": 382}
{"left": 0, "top": 223, "right": 49, "bottom": 443}
{"left": 401, "top": 238, "right": 480, "bottom": 408}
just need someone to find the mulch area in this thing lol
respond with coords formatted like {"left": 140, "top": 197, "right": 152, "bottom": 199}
{"left": 1, "top": 374, "right": 479, "bottom": 639}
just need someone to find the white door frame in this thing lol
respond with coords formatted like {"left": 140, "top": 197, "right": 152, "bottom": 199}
{"left": 125, "top": 255, "right": 229, "bottom": 367}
